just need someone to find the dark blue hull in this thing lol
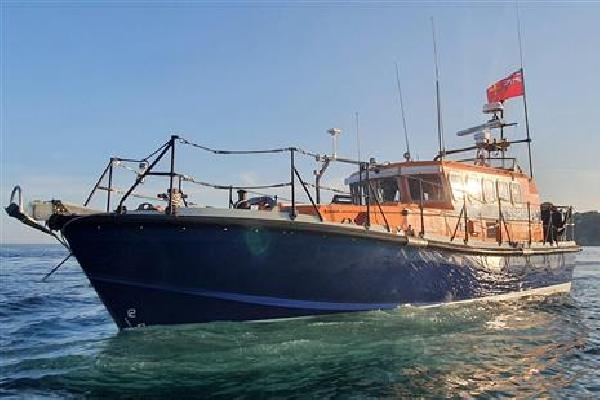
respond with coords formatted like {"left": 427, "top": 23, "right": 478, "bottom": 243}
{"left": 63, "top": 214, "right": 576, "bottom": 329}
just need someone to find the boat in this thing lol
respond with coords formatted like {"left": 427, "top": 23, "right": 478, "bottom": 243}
{"left": 6, "top": 74, "right": 580, "bottom": 329}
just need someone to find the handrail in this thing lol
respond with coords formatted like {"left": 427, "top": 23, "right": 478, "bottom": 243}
{"left": 83, "top": 160, "right": 111, "bottom": 207}
{"left": 84, "top": 140, "right": 170, "bottom": 209}
{"left": 542, "top": 204, "right": 574, "bottom": 244}
{"left": 568, "top": 206, "right": 575, "bottom": 241}
{"left": 455, "top": 157, "right": 518, "bottom": 170}
{"left": 81, "top": 136, "right": 325, "bottom": 217}
{"left": 117, "top": 139, "right": 173, "bottom": 212}
{"left": 9, "top": 185, "right": 23, "bottom": 212}
{"left": 290, "top": 148, "right": 296, "bottom": 220}
{"left": 106, "top": 159, "right": 115, "bottom": 212}
{"left": 82, "top": 134, "right": 575, "bottom": 245}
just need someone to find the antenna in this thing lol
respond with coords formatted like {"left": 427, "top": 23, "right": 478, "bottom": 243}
{"left": 395, "top": 62, "right": 411, "bottom": 161}
{"left": 355, "top": 112, "right": 361, "bottom": 162}
{"left": 516, "top": 2, "right": 534, "bottom": 178}
{"left": 431, "top": 17, "right": 445, "bottom": 159}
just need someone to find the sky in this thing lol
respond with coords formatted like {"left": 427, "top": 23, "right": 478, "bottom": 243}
{"left": 1, "top": 1, "right": 599, "bottom": 244}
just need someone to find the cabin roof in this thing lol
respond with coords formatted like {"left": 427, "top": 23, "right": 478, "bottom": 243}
{"left": 345, "top": 159, "right": 529, "bottom": 185}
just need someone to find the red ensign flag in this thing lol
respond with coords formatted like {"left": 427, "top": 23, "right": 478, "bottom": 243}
{"left": 486, "top": 70, "right": 524, "bottom": 103}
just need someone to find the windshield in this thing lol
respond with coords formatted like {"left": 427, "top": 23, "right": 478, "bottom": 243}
{"left": 407, "top": 174, "right": 445, "bottom": 202}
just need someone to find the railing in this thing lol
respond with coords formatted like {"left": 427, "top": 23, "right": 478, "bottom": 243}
{"left": 82, "top": 135, "right": 576, "bottom": 246}
{"left": 84, "top": 135, "right": 360, "bottom": 223}
{"left": 456, "top": 157, "right": 518, "bottom": 170}
{"left": 542, "top": 205, "right": 575, "bottom": 244}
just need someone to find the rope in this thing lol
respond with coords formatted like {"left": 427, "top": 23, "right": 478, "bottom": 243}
{"left": 97, "top": 186, "right": 167, "bottom": 202}
{"left": 142, "top": 141, "right": 170, "bottom": 162}
{"left": 178, "top": 137, "right": 293, "bottom": 155}
{"left": 5, "top": 203, "right": 70, "bottom": 249}
{"left": 178, "top": 137, "right": 325, "bottom": 160}
{"left": 306, "top": 182, "right": 349, "bottom": 195}
{"left": 114, "top": 161, "right": 142, "bottom": 175}
{"left": 294, "top": 147, "right": 320, "bottom": 159}
{"left": 99, "top": 184, "right": 310, "bottom": 205}
{"left": 244, "top": 191, "right": 303, "bottom": 204}
{"left": 42, "top": 253, "right": 72, "bottom": 281}
{"left": 100, "top": 179, "right": 303, "bottom": 205}
{"left": 294, "top": 167, "right": 323, "bottom": 221}
{"left": 181, "top": 174, "right": 291, "bottom": 191}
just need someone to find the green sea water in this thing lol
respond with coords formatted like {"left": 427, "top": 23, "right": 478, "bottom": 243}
{"left": 1, "top": 245, "right": 598, "bottom": 398}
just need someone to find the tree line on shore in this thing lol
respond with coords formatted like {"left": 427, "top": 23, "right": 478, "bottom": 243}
{"left": 574, "top": 211, "right": 600, "bottom": 246}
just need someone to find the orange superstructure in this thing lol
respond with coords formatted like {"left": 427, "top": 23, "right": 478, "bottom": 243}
{"left": 294, "top": 159, "right": 543, "bottom": 245}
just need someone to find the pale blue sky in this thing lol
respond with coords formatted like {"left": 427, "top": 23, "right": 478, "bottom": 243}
{"left": 1, "top": 1, "right": 599, "bottom": 243}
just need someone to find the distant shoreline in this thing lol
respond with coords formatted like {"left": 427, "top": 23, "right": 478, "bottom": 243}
{"left": 574, "top": 211, "right": 600, "bottom": 246}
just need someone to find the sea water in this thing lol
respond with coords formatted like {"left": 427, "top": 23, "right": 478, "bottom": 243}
{"left": 1, "top": 245, "right": 598, "bottom": 398}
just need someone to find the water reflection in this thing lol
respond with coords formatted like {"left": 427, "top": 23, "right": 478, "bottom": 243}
{"left": 61, "top": 294, "right": 589, "bottom": 398}
{"left": 390, "top": 295, "right": 588, "bottom": 398}
{"left": 2, "top": 243, "right": 598, "bottom": 398}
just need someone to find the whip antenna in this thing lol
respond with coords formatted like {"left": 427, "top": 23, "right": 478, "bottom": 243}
{"left": 355, "top": 111, "right": 361, "bottom": 162}
{"left": 431, "top": 17, "right": 445, "bottom": 159}
{"left": 516, "top": 2, "right": 534, "bottom": 178}
{"left": 395, "top": 62, "right": 411, "bottom": 161}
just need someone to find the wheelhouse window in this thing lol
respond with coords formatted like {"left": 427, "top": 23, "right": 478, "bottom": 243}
{"left": 449, "top": 174, "right": 464, "bottom": 201}
{"left": 497, "top": 181, "right": 510, "bottom": 202}
{"left": 408, "top": 174, "right": 444, "bottom": 202}
{"left": 465, "top": 176, "right": 482, "bottom": 203}
{"left": 349, "top": 183, "right": 362, "bottom": 204}
{"left": 511, "top": 182, "right": 522, "bottom": 204}
{"left": 349, "top": 177, "right": 400, "bottom": 204}
{"left": 368, "top": 178, "right": 401, "bottom": 203}
{"left": 379, "top": 178, "right": 400, "bottom": 202}
{"left": 483, "top": 179, "right": 496, "bottom": 204}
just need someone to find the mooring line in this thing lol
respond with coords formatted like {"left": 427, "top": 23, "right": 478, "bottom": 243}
{"left": 42, "top": 253, "right": 73, "bottom": 282}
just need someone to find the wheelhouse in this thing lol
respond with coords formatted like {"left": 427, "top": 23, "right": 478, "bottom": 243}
{"left": 343, "top": 160, "right": 533, "bottom": 211}
{"left": 345, "top": 162, "right": 451, "bottom": 207}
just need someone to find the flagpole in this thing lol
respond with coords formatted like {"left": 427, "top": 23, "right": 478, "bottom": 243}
{"left": 521, "top": 68, "right": 533, "bottom": 178}
{"left": 517, "top": 3, "right": 533, "bottom": 178}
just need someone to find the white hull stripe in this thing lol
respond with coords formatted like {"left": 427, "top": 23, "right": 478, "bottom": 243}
{"left": 90, "top": 275, "right": 572, "bottom": 311}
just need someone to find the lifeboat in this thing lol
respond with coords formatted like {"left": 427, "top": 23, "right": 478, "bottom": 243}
{"left": 5, "top": 100, "right": 579, "bottom": 330}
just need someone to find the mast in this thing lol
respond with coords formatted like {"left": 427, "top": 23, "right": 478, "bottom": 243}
{"left": 355, "top": 111, "right": 361, "bottom": 163}
{"left": 431, "top": 17, "right": 445, "bottom": 159}
{"left": 355, "top": 112, "right": 363, "bottom": 205}
{"left": 517, "top": 3, "right": 534, "bottom": 178}
{"left": 395, "top": 62, "right": 411, "bottom": 161}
